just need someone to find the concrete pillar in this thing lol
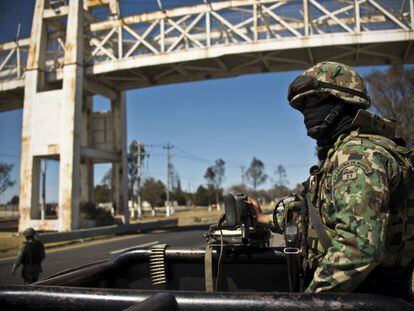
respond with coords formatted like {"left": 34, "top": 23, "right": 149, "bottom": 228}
{"left": 31, "top": 157, "right": 41, "bottom": 219}
{"left": 19, "top": 0, "right": 127, "bottom": 232}
{"left": 80, "top": 96, "right": 94, "bottom": 204}
{"left": 18, "top": 0, "right": 48, "bottom": 232}
{"left": 111, "top": 92, "right": 129, "bottom": 224}
{"left": 58, "top": 0, "right": 84, "bottom": 231}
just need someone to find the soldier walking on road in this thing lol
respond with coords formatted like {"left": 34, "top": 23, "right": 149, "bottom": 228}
{"left": 12, "top": 228, "right": 46, "bottom": 284}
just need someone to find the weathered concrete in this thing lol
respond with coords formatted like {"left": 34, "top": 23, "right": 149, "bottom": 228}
{"left": 18, "top": 0, "right": 129, "bottom": 232}
{"left": 111, "top": 92, "right": 128, "bottom": 224}
{"left": 57, "top": 0, "right": 84, "bottom": 232}
{"left": 19, "top": 0, "right": 49, "bottom": 233}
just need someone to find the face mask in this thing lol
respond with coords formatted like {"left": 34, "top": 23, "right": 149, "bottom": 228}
{"left": 302, "top": 102, "right": 336, "bottom": 139}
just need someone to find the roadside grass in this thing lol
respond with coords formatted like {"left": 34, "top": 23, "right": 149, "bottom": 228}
{"left": 0, "top": 232, "right": 24, "bottom": 259}
{"left": 132, "top": 207, "right": 223, "bottom": 226}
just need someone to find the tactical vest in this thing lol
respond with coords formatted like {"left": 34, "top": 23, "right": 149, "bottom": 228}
{"left": 306, "top": 110, "right": 414, "bottom": 269}
{"left": 22, "top": 240, "right": 45, "bottom": 266}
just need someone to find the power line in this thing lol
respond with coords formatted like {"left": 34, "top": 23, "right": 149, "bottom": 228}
{"left": 0, "top": 153, "right": 19, "bottom": 158}
{"left": 174, "top": 145, "right": 211, "bottom": 163}
{"left": 173, "top": 154, "right": 209, "bottom": 163}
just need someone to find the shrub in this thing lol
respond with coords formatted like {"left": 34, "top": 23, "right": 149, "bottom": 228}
{"left": 80, "top": 201, "right": 115, "bottom": 226}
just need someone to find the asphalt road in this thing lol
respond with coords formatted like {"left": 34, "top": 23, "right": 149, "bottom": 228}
{"left": 0, "top": 226, "right": 208, "bottom": 286}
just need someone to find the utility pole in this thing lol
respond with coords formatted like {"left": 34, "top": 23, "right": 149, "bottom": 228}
{"left": 136, "top": 141, "right": 142, "bottom": 218}
{"left": 163, "top": 143, "right": 174, "bottom": 217}
{"left": 134, "top": 141, "right": 150, "bottom": 218}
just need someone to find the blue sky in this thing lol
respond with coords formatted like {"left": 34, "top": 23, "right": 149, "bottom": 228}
{"left": 0, "top": 66, "right": 385, "bottom": 204}
{"left": 0, "top": 0, "right": 387, "bottom": 203}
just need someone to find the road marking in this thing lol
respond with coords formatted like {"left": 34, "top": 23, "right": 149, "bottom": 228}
{"left": 109, "top": 240, "right": 160, "bottom": 254}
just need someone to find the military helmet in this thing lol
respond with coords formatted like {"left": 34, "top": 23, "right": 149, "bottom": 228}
{"left": 287, "top": 61, "right": 371, "bottom": 110}
{"left": 23, "top": 227, "right": 36, "bottom": 237}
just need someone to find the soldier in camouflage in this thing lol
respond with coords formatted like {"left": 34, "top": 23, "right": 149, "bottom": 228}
{"left": 249, "top": 61, "right": 414, "bottom": 295}
{"left": 12, "top": 227, "right": 46, "bottom": 284}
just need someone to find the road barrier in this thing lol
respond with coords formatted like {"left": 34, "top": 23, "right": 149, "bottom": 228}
{"left": 37, "top": 219, "right": 178, "bottom": 244}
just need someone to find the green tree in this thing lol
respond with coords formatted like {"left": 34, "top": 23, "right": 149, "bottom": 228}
{"left": 204, "top": 159, "right": 225, "bottom": 206}
{"left": 141, "top": 177, "right": 166, "bottom": 207}
{"left": 365, "top": 65, "right": 414, "bottom": 147}
{"left": 127, "top": 141, "right": 147, "bottom": 200}
{"left": 93, "top": 168, "right": 113, "bottom": 205}
{"left": 8, "top": 195, "right": 19, "bottom": 205}
{"left": 94, "top": 184, "right": 112, "bottom": 203}
{"left": 101, "top": 168, "right": 112, "bottom": 187}
{"left": 194, "top": 185, "right": 216, "bottom": 206}
{"left": 0, "top": 163, "right": 15, "bottom": 195}
{"left": 171, "top": 173, "right": 188, "bottom": 206}
{"left": 275, "top": 164, "right": 288, "bottom": 187}
{"left": 245, "top": 157, "right": 268, "bottom": 191}
{"left": 268, "top": 185, "right": 291, "bottom": 200}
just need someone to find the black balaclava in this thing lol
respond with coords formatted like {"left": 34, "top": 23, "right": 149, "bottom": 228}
{"left": 301, "top": 96, "right": 359, "bottom": 160}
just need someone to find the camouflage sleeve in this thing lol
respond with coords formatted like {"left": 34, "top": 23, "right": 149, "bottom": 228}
{"left": 14, "top": 244, "right": 26, "bottom": 268}
{"left": 305, "top": 142, "right": 399, "bottom": 293}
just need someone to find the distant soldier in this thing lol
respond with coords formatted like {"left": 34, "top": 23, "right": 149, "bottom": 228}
{"left": 12, "top": 228, "right": 46, "bottom": 284}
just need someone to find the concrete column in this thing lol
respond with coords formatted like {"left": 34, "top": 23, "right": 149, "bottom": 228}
{"left": 58, "top": 0, "right": 84, "bottom": 231}
{"left": 31, "top": 157, "right": 41, "bottom": 219}
{"left": 80, "top": 96, "right": 94, "bottom": 204}
{"left": 18, "top": 0, "right": 47, "bottom": 233}
{"left": 111, "top": 92, "right": 129, "bottom": 224}
{"left": 79, "top": 159, "right": 94, "bottom": 204}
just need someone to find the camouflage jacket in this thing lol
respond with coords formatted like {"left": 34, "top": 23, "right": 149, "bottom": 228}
{"left": 304, "top": 111, "right": 413, "bottom": 293}
{"left": 15, "top": 239, "right": 45, "bottom": 270}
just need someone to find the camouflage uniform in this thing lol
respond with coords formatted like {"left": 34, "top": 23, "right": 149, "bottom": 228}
{"left": 304, "top": 112, "right": 413, "bottom": 293}
{"left": 287, "top": 61, "right": 414, "bottom": 294}
{"left": 13, "top": 229, "right": 46, "bottom": 284}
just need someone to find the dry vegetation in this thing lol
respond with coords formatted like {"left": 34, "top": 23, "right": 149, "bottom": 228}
{"left": 0, "top": 232, "right": 24, "bottom": 259}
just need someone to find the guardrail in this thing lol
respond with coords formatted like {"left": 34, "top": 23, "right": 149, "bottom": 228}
{"left": 37, "top": 219, "right": 178, "bottom": 244}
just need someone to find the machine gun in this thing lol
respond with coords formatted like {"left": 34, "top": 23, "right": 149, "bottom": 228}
{"left": 205, "top": 193, "right": 303, "bottom": 292}
{"left": 205, "top": 193, "right": 271, "bottom": 250}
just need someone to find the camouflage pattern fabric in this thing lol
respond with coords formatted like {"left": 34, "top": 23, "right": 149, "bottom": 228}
{"left": 14, "top": 239, "right": 45, "bottom": 284}
{"left": 289, "top": 61, "right": 370, "bottom": 110}
{"left": 304, "top": 128, "right": 410, "bottom": 293}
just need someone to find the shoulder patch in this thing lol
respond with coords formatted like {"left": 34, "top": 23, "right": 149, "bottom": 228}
{"left": 332, "top": 159, "right": 373, "bottom": 183}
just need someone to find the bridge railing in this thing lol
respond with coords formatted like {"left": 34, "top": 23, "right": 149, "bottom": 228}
{"left": 0, "top": 38, "right": 30, "bottom": 82}
{"left": 86, "top": 0, "right": 414, "bottom": 66}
